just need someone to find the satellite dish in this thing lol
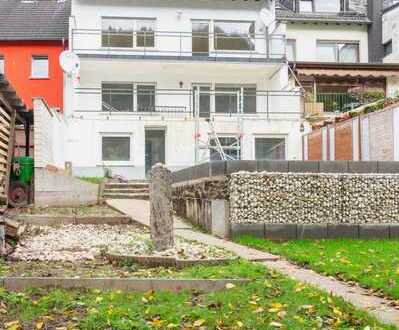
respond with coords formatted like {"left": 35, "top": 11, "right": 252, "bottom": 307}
{"left": 59, "top": 51, "right": 80, "bottom": 74}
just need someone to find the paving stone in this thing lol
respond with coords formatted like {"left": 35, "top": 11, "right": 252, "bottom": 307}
{"left": 209, "top": 161, "right": 226, "bottom": 177}
{"left": 297, "top": 224, "right": 327, "bottom": 239}
{"left": 230, "top": 223, "right": 265, "bottom": 238}
{"left": 319, "top": 161, "right": 349, "bottom": 173}
{"left": 378, "top": 161, "right": 399, "bottom": 174}
{"left": 348, "top": 161, "right": 378, "bottom": 173}
{"left": 257, "top": 160, "right": 288, "bottom": 173}
{"left": 327, "top": 224, "right": 359, "bottom": 239}
{"left": 226, "top": 160, "right": 257, "bottom": 175}
{"left": 359, "top": 224, "right": 390, "bottom": 240}
{"left": 265, "top": 224, "right": 297, "bottom": 240}
{"left": 288, "top": 161, "right": 319, "bottom": 173}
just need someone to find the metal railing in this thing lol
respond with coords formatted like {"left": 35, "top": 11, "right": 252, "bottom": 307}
{"left": 316, "top": 93, "right": 361, "bottom": 113}
{"left": 73, "top": 87, "right": 303, "bottom": 118}
{"left": 71, "top": 29, "right": 287, "bottom": 62}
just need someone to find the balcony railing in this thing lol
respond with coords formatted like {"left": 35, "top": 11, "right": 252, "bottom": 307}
{"left": 73, "top": 88, "right": 302, "bottom": 118}
{"left": 71, "top": 29, "right": 286, "bottom": 62}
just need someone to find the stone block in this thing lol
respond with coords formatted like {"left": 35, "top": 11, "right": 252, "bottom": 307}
{"left": 211, "top": 200, "right": 230, "bottom": 239}
{"left": 389, "top": 224, "right": 399, "bottom": 239}
{"left": 327, "top": 224, "right": 359, "bottom": 239}
{"left": 288, "top": 161, "right": 319, "bottom": 173}
{"left": 359, "top": 224, "right": 389, "bottom": 240}
{"left": 348, "top": 161, "right": 378, "bottom": 173}
{"left": 265, "top": 224, "right": 297, "bottom": 240}
{"left": 230, "top": 223, "right": 265, "bottom": 238}
{"left": 193, "top": 163, "right": 210, "bottom": 180}
{"left": 226, "top": 160, "right": 257, "bottom": 175}
{"left": 378, "top": 162, "right": 399, "bottom": 174}
{"left": 319, "top": 161, "right": 349, "bottom": 173}
{"left": 257, "top": 161, "right": 288, "bottom": 173}
{"left": 209, "top": 161, "right": 226, "bottom": 177}
{"left": 297, "top": 224, "right": 328, "bottom": 239}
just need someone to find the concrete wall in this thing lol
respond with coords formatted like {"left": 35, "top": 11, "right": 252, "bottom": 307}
{"left": 33, "top": 98, "right": 99, "bottom": 207}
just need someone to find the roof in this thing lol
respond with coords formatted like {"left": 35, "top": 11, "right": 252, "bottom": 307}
{"left": 276, "top": 3, "right": 371, "bottom": 25}
{"left": 0, "top": 0, "right": 71, "bottom": 41}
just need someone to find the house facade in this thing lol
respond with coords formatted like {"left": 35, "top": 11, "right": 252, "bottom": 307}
{"left": 277, "top": 0, "right": 399, "bottom": 116}
{"left": 65, "top": 0, "right": 303, "bottom": 179}
{"left": 0, "top": 0, "right": 70, "bottom": 112}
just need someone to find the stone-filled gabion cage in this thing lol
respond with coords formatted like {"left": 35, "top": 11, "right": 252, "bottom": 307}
{"left": 229, "top": 172, "right": 399, "bottom": 225}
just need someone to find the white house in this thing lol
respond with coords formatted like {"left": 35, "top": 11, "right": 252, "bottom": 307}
{"left": 63, "top": 0, "right": 303, "bottom": 179}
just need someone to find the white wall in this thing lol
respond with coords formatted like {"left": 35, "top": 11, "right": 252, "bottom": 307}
{"left": 383, "top": 6, "right": 399, "bottom": 63}
{"left": 286, "top": 23, "right": 369, "bottom": 63}
{"left": 33, "top": 98, "right": 68, "bottom": 169}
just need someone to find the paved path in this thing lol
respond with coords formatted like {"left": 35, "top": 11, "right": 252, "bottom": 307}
{"left": 107, "top": 199, "right": 399, "bottom": 327}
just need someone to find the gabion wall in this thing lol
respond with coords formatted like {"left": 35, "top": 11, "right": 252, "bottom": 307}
{"left": 230, "top": 172, "right": 399, "bottom": 224}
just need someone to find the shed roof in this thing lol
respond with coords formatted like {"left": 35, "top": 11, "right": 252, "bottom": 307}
{"left": 0, "top": 0, "right": 70, "bottom": 41}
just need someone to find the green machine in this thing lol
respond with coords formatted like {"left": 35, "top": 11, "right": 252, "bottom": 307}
{"left": 9, "top": 156, "right": 34, "bottom": 207}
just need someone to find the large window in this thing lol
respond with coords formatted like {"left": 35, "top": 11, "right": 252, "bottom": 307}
{"left": 317, "top": 41, "right": 359, "bottom": 63}
{"left": 31, "top": 56, "right": 49, "bottom": 78}
{"left": 214, "top": 21, "right": 255, "bottom": 51}
{"left": 102, "top": 18, "right": 155, "bottom": 48}
{"left": 210, "top": 137, "right": 241, "bottom": 161}
{"left": 286, "top": 39, "right": 296, "bottom": 61}
{"left": 102, "top": 83, "right": 134, "bottom": 112}
{"left": 101, "top": 136, "right": 131, "bottom": 162}
{"left": 298, "top": 0, "right": 341, "bottom": 12}
{"left": 255, "top": 138, "right": 286, "bottom": 160}
{"left": 137, "top": 85, "right": 155, "bottom": 112}
{"left": 0, "top": 56, "right": 4, "bottom": 74}
{"left": 215, "top": 85, "right": 257, "bottom": 114}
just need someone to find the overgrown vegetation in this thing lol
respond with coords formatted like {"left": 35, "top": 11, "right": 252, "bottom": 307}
{"left": 236, "top": 236, "right": 399, "bottom": 300}
{"left": 78, "top": 177, "right": 105, "bottom": 185}
{"left": 0, "top": 261, "right": 392, "bottom": 329}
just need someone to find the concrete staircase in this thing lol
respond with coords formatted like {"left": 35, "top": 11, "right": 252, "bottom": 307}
{"left": 103, "top": 181, "right": 150, "bottom": 200}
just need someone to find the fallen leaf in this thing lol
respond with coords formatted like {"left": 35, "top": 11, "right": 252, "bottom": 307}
{"left": 36, "top": 321, "right": 44, "bottom": 330}
{"left": 226, "top": 283, "right": 236, "bottom": 289}
{"left": 193, "top": 319, "right": 206, "bottom": 327}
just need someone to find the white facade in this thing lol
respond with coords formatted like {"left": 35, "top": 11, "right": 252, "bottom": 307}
{"left": 286, "top": 23, "right": 369, "bottom": 63}
{"left": 383, "top": 5, "right": 399, "bottom": 63}
{"left": 63, "top": 0, "right": 303, "bottom": 179}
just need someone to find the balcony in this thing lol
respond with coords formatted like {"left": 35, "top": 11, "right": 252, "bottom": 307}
{"left": 73, "top": 87, "right": 302, "bottom": 119}
{"left": 71, "top": 29, "right": 286, "bottom": 63}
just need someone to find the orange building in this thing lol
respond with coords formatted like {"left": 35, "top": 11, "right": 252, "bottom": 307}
{"left": 0, "top": 0, "right": 70, "bottom": 111}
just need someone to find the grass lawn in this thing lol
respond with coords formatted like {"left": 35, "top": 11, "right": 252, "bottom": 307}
{"left": 0, "top": 261, "right": 393, "bottom": 329}
{"left": 236, "top": 236, "right": 399, "bottom": 300}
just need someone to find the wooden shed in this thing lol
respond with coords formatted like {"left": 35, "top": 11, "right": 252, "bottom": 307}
{"left": 0, "top": 74, "right": 33, "bottom": 211}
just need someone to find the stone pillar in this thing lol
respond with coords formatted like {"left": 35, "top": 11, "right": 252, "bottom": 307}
{"left": 150, "top": 163, "right": 174, "bottom": 251}
{"left": 211, "top": 200, "right": 230, "bottom": 239}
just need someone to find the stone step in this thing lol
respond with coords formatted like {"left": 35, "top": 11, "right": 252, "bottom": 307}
{"left": 103, "top": 188, "right": 149, "bottom": 194}
{"left": 105, "top": 182, "right": 149, "bottom": 189}
{"left": 103, "top": 193, "right": 149, "bottom": 200}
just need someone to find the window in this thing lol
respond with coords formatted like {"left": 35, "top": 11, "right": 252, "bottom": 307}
{"left": 31, "top": 56, "right": 48, "bottom": 78}
{"left": 193, "top": 85, "right": 211, "bottom": 118}
{"left": 298, "top": 0, "right": 341, "bottom": 12}
{"left": 214, "top": 21, "right": 255, "bottom": 51}
{"left": 316, "top": 41, "right": 359, "bottom": 63}
{"left": 137, "top": 85, "right": 155, "bottom": 112}
{"left": 210, "top": 137, "right": 241, "bottom": 161}
{"left": 102, "top": 83, "right": 134, "bottom": 112}
{"left": 215, "top": 85, "right": 256, "bottom": 114}
{"left": 102, "top": 136, "right": 131, "bottom": 162}
{"left": 192, "top": 21, "right": 210, "bottom": 56}
{"left": 384, "top": 40, "right": 393, "bottom": 57}
{"left": 0, "top": 56, "right": 4, "bottom": 74}
{"left": 102, "top": 17, "right": 155, "bottom": 48}
{"left": 255, "top": 138, "right": 286, "bottom": 160}
{"left": 286, "top": 39, "right": 296, "bottom": 61}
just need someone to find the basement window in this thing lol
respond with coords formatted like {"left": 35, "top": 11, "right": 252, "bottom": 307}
{"left": 255, "top": 138, "right": 286, "bottom": 160}
{"left": 31, "top": 56, "right": 49, "bottom": 78}
{"left": 101, "top": 135, "right": 131, "bottom": 162}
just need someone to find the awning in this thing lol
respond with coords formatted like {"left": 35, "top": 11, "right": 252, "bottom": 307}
{"left": 297, "top": 68, "right": 399, "bottom": 78}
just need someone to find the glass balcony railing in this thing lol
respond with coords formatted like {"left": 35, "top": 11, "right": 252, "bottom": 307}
{"left": 71, "top": 29, "right": 287, "bottom": 62}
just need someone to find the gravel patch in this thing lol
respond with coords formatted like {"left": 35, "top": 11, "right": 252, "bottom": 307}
{"left": 11, "top": 224, "right": 234, "bottom": 262}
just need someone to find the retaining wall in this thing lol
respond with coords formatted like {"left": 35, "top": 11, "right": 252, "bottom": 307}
{"left": 172, "top": 161, "right": 399, "bottom": 239}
